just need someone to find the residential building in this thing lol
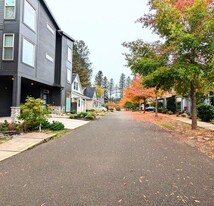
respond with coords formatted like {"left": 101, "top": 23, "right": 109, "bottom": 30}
{"left": 0, "top": 0, "right": 74, "bottom": 119}
{"left": 71, "top": 73, "right": 89, "bottom": 113}
{"left": 83, "top": 87, "right": 102, "bottom": 110}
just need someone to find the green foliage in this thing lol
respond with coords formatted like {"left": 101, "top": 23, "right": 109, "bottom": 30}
{"left": 167, "top": 96, "right": 177, "bottom": 113}
{"left": 162, "top": 108, "right": 168, "bottom": 114}
{"left": 72, "top": 40, "right": 92, "bottom": 87}
{"left": 69, "top": 114, "right": 75, "bottom": 119}
{"left": 168, "top": 111, "right": 173, "bottom": 115}
{"left": 49, "top": 121, "right": 65, "bottom": 131}
{"left": 94, "top": 70, "right": 103, "bottom": 87}
{"left": 0, "top": 121, "right": 9, "bottom": 131}
{"left": 116, "top": 107, "right": 121, "bottom": 111}
{"left": 18, "top": 97, "right": 50, "bottom": 130}
{"left": 119, "top": 73, "right": 126, "bottom": 98}
{"left": 80, "top": 112, "right": 88, "bottom": 118}
{"left": 124, "top": 101, "right": 133, "bottom": 110}
{"left": 71, "top": 110, "right": 77, "bottom": 114}
{"left": 42, "top": 121, "right": 51, "bottom": 129}
{"left": 197, "top": 104, "right": 214, "bottom": 122}
{"left": 85, "top": 114, "right": 95, "bottom": 120}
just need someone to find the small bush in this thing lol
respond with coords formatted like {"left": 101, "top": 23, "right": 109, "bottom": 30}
{"left": 49, "top": 121, "right": 65, "bottom": 131}
{"left": 80, "top": 112, "right": 88, "bottom": 118}
{"left": 42, "top": 121, "right": 51, "bottom": 129}
{"left": 168, "top": 111, "right": 173, "bottom": 115}
{"left": 0, "top": 121, "right": 9, "bottom": 131}
{"left": 197, "top": 104, "right": 214, "bottom": 122}
{"left": 85, "top": 114, "right": 95, "bottom": 120}
{"left": 86, "top": 109, "right": 95, "bottom": 112}
{"left": 116, "top": 107, "right": 121, "bottom": 111}
{"left": 71, "top": 110, "right": 77, "bottom": 114}
{"left": 162, "top": 108, "right": 168, "bottom": 114}
{"left": 69, "top": 114, "right": 75, "bottom": 119}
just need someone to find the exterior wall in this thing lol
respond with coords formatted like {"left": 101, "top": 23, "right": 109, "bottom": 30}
{"left": 60, "top": 36, "right": 73, "bottom": 112}
{"left": 18, "top": 0, "right": 56, "bottom": 85}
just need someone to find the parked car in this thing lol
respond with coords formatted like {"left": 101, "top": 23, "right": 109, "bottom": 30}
{"left": 95, "top": 106, "right": 107, "bottom": 112}
{"left": 145, "top": 106, "right": 155, "bottom": 111}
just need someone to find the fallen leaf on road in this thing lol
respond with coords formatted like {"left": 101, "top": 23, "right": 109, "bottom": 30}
{"left": 118, "top": 199, "right": 122, "bottom": 203}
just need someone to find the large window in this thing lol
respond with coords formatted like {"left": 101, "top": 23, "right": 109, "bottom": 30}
{"left": 22, "top": 38, "right": 35, "bottom": 67}
{"left": 67, "top": 69, "right": 71, "bottom": 83}
{"left": 67, "top": 47, "right": 72, "bottom": 62}
{"left": 3, "top": 34, "right": 14, "bottom": 60}
{"left": 4, "top": 0, "right": 16, "bottom": 19}
{"left": 23, "top": 0, "right": 36, "bottom": 31}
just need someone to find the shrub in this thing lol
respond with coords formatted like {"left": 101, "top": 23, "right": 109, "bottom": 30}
{"left": 167, "top": 96, "right": 176, "bottom": 113}
{"left": 86, "top": 109, "right": 95, "bottom": 112}
{"left": 116, "top": 107, "right": 121, "bottom": 111}
{"left": 0, "top": 121, "right": 9, "bottom": 131}
{"left": 18, "top": 97, "right": 50, "bottom": 131}
{"left": 85, "top": 114, "right": 95, "bottom": 120}
{"left": 71, "top": 110, "right": 77, "bottom": 114}
{"left": 42, "top": 121, "right": 51, "bottom": 129}
{"left": 168, "top": 111, "right": 173, "bottom": 115}
{"left": 162, "top": 108, "right": 168, "bottom": 114}
{"left": 69, "top": 114, "right": 75, "bottom": 119}
{"left": 80, "top": 112, "right": 88, "bottom": 118}
{"left": 49, "top": 121, "right": 65, "bottom": 131}
{"left": 197, "top": 104, "right": 214, "bottom": 122}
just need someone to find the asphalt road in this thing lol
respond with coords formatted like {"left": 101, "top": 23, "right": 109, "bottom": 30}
{"left": 0, "top": 112, "right": 214, "bottom": 206}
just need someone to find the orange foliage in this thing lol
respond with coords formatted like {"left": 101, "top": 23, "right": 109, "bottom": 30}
{"left": 120, "top": 76, "right": 156, "bottom": 106}
{"left": 171, "top": 0, "right": 212, "bottom": 11}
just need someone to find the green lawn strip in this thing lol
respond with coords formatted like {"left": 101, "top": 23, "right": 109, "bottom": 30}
{"left": 0, "top": 136, "right": 10, "bottom": 144}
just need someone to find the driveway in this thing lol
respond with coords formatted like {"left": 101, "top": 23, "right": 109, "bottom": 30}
{"left": 0, "top": 112, "right": 213, "bottom": 206}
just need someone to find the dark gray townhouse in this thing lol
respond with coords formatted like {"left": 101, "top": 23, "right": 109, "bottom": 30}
{"left": 0, "top": 0, "right": 74, "bottom": 118}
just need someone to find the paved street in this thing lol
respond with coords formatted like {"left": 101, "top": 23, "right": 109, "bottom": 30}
{"left": 0, "top": 112, "right": 213, "bottom": 206}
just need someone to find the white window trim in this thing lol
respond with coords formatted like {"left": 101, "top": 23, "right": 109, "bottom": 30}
{"left": 46, "top": 53, "right": 54, "bottom": 62}
{"left": 4, "top": 0, "right": 16, "bottom": 19}
{"left": 22, "top": 37, "right": 35, "bottom": 67}
{"left": 47, "top": 23, "right": 54, "bottom": 34}
{"left": 2, "top": 33, "right": 15, "bottom": 60}
{"left": 67, "top": 69, "right": 71, "bottom": 84}
{"left": 67, "top": 47, "right": 72, "bottom": 63}
{"left": 23, "top": 0, "right": 36, "bottom": 32}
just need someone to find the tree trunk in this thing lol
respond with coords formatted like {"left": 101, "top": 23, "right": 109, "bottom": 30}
{"left": 155, "top": 92, "right": 158, "bottom": 117}
{"left": 144, "top": 98, "right": 146, "bottom": 113}
{"left": 190, "top": 81, "right": 197, "bottom": 129}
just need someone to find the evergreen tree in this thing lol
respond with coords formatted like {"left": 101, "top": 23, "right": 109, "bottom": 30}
{"left": 72, "top": 40, "right": 92, "bottom": 87}
{"left": 126, "top": 76, "right": 131, "bottom": 88}
{"left": 109, "top": 78, "right": 114, "bottom": 101}
{"left": 119, "top": 73, "right": 126, "bottom": 98}
{"left": 94, "top": 70, "right": 103, "bottom": 87}
{"left": 102, "top": 76, "right": 109, "bottom": 101}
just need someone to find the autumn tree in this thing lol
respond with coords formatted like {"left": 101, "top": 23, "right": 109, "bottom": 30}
{"left": 72, "top": 40, "right": 92, "bottom": 87}
{"left": 125, "top": 0, "right": 214, "bottom": 129}
{"left": 120, "top": 76, "right": 156, "bottom": 113}
{"left": 95, "top": 85, "right": 104, "bottom": 98}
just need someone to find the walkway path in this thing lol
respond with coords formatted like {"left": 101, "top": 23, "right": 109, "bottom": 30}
{"left": 0, "top": 112, "right": 213, "bottom": 206}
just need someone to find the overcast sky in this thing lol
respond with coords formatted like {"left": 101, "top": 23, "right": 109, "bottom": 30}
{"left": 45, "top": 0, "right": 158, "bottom": 84}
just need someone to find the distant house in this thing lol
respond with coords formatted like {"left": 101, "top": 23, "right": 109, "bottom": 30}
{"left": 71, "top": 73, "right": 89, "bottom": 113}
{"left": 0, "top": 0, "right": 74, "bottom": 120}
{"left": 83, "top": 87, "right": 102, "bottom": 110}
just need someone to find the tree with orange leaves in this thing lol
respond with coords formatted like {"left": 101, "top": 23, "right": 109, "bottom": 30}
{"left": 120, "top": 76, "right": 156, "bottom": 113}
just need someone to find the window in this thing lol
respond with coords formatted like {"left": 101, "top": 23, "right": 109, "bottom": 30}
{"left": 22, "top": 38, "right": 35, "bottom": 67}
{"left": 73, "top": 82, "right": 78, "bottom": 90}
{"left": 78, "top": 100, "right": 81, "bottom": 107}
{"left": 46, "top": 53, "right": 54, "bottom": 62}
{"left": 24, "top": 0, "right": 36, "bottom": 31}
{"left": 67, "top": 47, "right": 72, "bottom": 62}
{"left": 47, "top": 23, "right": 54, "bottom": 34}
{"left": 3, "top": 34, "right": 14, "bottom": 60}
{"left": 67, "top": 69, "right": 71, "bottom": 83}
{"left": 4, "top": 0, "right": 16, "bottom": 19}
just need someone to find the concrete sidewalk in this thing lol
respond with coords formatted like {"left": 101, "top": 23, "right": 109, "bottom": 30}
{"left": 176, "top": 117, "right": 214, "bottom": 131}
{"left": 0, "top": 116, "right": 90, "bottom": 162}
{"left": 0, "top": 133, "right": 55, "bottom": 162}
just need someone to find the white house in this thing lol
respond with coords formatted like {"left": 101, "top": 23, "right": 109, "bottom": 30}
{"left": 71, "top": 73, "right": 89, "bottom": 113}
{"left": 83, "top": 87, "right": 102, "bottom": 110}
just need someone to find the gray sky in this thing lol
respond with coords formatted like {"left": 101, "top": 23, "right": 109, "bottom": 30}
{"left": 45, "top": 0, "right": 158, "bottom": 84}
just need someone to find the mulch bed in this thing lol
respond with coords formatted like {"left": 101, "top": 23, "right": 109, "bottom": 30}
{"left": 127, "top": 111, "right": 214, "bottom": 159}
